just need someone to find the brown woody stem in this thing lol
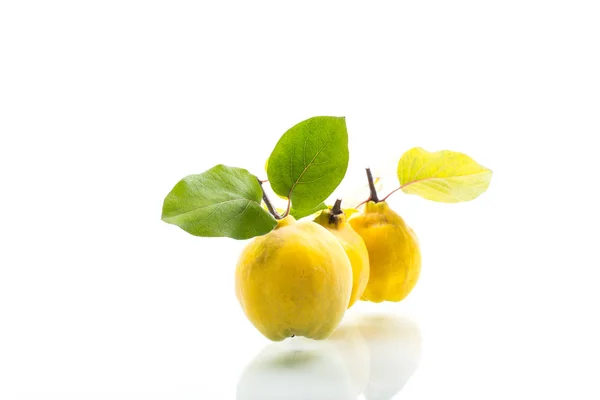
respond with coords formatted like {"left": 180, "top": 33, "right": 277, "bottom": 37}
{"left": 331, "top": 198, "right": 343, "bottom": 215}
{"left": 258, "top": 179, "right": 282, "bottom": 220}
{"left": 366, "top": 168, "right": 379, "bottom": 203}
{"left": 329, "top": 198, "right": 344, "bottom": 225}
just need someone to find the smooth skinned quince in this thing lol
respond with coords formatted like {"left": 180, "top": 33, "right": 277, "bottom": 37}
{"left": 314, "top": 201, "right": 370, "bottom": 308}
{"left": 349, "top": 201, "right": 421, "bottom": 302}
{"left": 235, "top": 215, "right": 353, "bottom": 341}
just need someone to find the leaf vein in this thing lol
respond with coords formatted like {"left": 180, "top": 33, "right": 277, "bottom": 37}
{"left": 287, "top": 131, "right": 335, "bottom": 198}
{"left": 222, "top": 200, "right": 252, "bottom": 226}
{"left": 164, "top": 198, "right": 248, "bottom": 221}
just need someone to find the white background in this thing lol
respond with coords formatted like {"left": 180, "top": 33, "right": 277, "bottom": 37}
{"left": 1, "top": 1, "right": 599, "bottom": 399}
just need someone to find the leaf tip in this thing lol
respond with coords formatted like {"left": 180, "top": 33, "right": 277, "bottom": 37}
{"left": 160, "top": 209, "right": 174, "bottom": 225}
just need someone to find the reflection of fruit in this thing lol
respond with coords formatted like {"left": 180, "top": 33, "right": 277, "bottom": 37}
{"left": 314, "top": 201, "right": 370, "bottom": 308}
{"left": 235, "top": 216, "right": 352, "bottom": 341}
{"left": 328, "top": 320, "right": 371, "bottom": 397}
{"left": 357, "top": 315, "right": 422, "bottom": 400}
{"left": 236, "top": 338, "right": 353, "bottom": 400}
{"left": 349, "top": 201, "right": 421, "bottom": 302}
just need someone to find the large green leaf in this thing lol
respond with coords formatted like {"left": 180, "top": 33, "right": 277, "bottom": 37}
{"left": 397, "top": 148, "right": 492, "bottom": 203}
{"left": 290, "top": 202, "right": 327, "bottom": 220}
{"left": 161, "top": 165, "right": 277, "bottom": 239}
{"left": 267, "top": 116, "right": 349, "bottom": 211}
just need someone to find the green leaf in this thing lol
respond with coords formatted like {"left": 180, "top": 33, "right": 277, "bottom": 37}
{"left": 267, "top": 116, "right": 349, "bottom": 211}
{"left": 290, "top": 202, "right": 327, "bottom": 220}
{"left": 397, "top": 147, "right": 492, "bottom": 203}
{"left": 161, "top": 165, "right": 277, "bottom": 239}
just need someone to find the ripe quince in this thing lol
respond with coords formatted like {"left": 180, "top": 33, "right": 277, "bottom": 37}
{"left": 314, "top": 203, "right": 370, "bottom": 308}
{"left": 235, "top": 216, "right": 353, "bottom": 341}
{"left": 349, "top": 201, "right": 421, "bottom": 302}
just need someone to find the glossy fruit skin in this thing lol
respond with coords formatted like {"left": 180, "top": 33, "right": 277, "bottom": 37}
{"left": 314, "top": 209, "right": 370, "bottom": 308}
{"left": 349, "top": 201, "right": 421, "bottom": 303}
{"left": 235, "top": 216, "right": 353, "bottom": 341}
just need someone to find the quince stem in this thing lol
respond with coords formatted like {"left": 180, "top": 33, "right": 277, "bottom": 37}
{"left": 382, "top": 186, "right": 401, "bottom": 201}
{"left": 366, "top": 168, "right": 380, "bottom": 203}
{"left": 329, "top": 198, "right": 343, "bottom": 224}
{"left": 257, "top": 178, "right": 282, "bottom": 220}
{"left": 331, "top": 198, "right": 343, "bottom": 215}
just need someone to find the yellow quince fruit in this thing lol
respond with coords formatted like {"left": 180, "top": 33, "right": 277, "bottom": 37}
{"left": 314, "top": 200, "right": 370, "bottom": 308}
{"left": 235, "top": 215, "right": 353, "bottom": 341}
{"left": 349, "top": 201, "right": 421, "bottom": 302}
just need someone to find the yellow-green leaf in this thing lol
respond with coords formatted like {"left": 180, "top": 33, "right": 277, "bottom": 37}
{"left": 397, "top": 148, "right": 492, "bottom": 203}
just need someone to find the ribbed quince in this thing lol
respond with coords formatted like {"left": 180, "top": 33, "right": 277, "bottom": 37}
{"left": 235, "top": 215, "right": 353, "bottom": 341}
{"left": 314, "top": 200, "right": 370, "bottom": 308}
{"left": 349, "top": 201, "right": 421, "bottom": 302}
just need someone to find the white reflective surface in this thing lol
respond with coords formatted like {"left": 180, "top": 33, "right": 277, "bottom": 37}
{"left": 2, "top": 0, "right": 600, "bottom": 399}
{"left": 237, "top": 314, "right": 421, "bottom": 400}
